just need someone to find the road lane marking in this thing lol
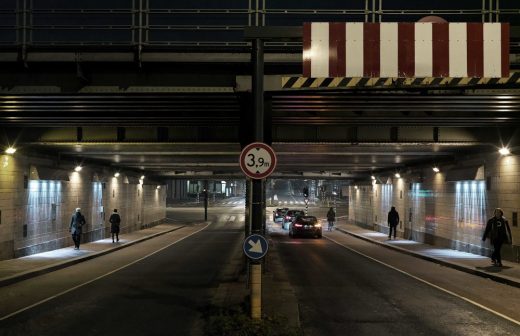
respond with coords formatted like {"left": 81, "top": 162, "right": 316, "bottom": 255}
{"left": 325, "top": 235, "right": 520, "bottom": 327}
{"left": 0, "top": 223, "right": 210, "bottom": 321}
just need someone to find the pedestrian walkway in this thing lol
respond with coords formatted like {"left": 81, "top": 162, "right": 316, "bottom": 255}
{"left": 0, "top": 222, "right": 185, "bottom": 287}
{"left": 3, "top": 213, "right": 519, "bottom": 297}
{"left": 334, "top": 219, "right": 520, "bottom": 288}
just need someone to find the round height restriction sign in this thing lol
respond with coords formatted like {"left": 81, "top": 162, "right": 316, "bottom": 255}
{"left": 239, "top": 142, "right": 277, "bottom": 179}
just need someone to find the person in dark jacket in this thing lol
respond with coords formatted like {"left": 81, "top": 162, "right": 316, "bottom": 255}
{"left": 482, "top": 208, "right": 512, "bottom": 267}
{"left": 387, "top": 206, "right": 399, "bottom": 239}
{"left": 326, "top": 207, "right": 336, "bottom": 231}
{"left": 109, "top": 209, "right": 121, "bottom": 243}
{"left": 69, "top": 208, "right": 86, "bottom": 250}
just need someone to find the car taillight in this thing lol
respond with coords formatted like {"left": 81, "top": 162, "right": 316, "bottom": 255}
{"left": 285, "top": 216, "right": 290, "bottom": 219}
{"left": 294, "top": 223, "right": 303, "bottom": 227}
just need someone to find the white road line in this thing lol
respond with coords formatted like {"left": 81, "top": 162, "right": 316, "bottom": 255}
{"left": 326, "top": 235, "right": 520, "bottom": 327}
{"left": 0, "top": 223, "right": 210, "bottom": 321}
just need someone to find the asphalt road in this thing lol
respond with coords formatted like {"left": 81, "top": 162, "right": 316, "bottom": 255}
{"left": 0, "top": 208, "right": 245, "bottom": 336}
{"left": 2, "top": 203, "right": 519, "bottom": 336}
{"left": 271, "top": 229, "right": 520, "bottom": 336}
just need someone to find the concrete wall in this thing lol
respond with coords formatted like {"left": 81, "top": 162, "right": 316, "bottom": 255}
{"left": 0, "top": 154, "right": 166, "bottom": 260}
{"left": 349, "top": 153, "right": 520, "bottom": 262}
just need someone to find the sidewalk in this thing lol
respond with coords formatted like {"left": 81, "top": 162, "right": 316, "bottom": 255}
{"left": 334, "top": 219, "right": 520, "bottom": 289}
{"left": 0, "top": 222, "right": 185, "bottom": 287}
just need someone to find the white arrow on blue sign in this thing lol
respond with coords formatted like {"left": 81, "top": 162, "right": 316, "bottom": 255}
{"left": 243, "top": 234, "right": 269, "bottom": 260}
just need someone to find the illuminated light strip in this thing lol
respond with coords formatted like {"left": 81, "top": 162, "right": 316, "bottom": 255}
{"left": 0, "top": 223, "right": 210, "bottom": 321}
{"left": 325, "top": 235, "right": 520, "bottom": 327}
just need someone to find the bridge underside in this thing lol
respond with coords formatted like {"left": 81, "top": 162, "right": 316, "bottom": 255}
{"left": 1, "top": 89, "right": 518, "bottom": 181}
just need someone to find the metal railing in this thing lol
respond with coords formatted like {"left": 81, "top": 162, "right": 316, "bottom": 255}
{"left": 0, "top": 0, "right": 519, "bottom": 49}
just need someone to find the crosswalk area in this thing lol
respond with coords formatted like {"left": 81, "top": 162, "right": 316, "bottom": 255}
{"left": 219, "top": 200, "right": 318, "bottom": 206}
{"left": 270, "top": 200, "right": 317, "bottom": 206}
{"left": 170, "top": 198, "right": 324, "bottom": 207}
{"left": 219, "top": 200, "right": 246, "bottom": 205}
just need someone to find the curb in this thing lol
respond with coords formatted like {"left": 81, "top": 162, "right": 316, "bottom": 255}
{"left": 335, "top": 227, "right": 520, "bottom": 289}
{"left": 0, "top": 225, "right": 186, "bottom": 287}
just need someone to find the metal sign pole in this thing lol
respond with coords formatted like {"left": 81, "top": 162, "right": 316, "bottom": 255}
{"left": 250, "top": 263, "right": 262, "bottom": 319}
{"left": 250, "top": 37, "right": 264, "bottom": 320}
{"left": 244, "top": 26, "right": 299, "bottom": 322}
{"left": 204, "top": 180, "right": 208, "bottom": 221}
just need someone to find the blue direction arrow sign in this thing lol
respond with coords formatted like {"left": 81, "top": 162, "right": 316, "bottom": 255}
{"left": 243, "top": 234, "right": 269, "bottom": 260}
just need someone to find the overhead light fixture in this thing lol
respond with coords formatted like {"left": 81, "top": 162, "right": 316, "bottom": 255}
{"left": 5, "top": 147, "right": 16, "bottom": 155}
{"left": 499, "top": 147, "right": 510, "bottom": 156}
{"left": 394, "top": 173, "right": 401, "bottom": 179}
{"left": 432, "top": 167, "right": 440, "bottom": 173}
{"left": 74, "top": 165, "right": 82, "bottom": 172}
{"left": 371, "top": 175, "right": 375, "bottom": 180}
{"left": 354, "top": 185, "right": 358, "bottom": 190}
{"left": 156, "top": 185, "right": 161, "bottom": 189}
{"left": 114, "top": 172, "right": 120, "bottom": 178}
{"left": 140, "top": 175, "right": 145, "bottom": 180}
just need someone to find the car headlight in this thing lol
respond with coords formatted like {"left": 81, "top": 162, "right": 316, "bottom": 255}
{"left": 314, "top": 223, "right": 321, "bottom": 227}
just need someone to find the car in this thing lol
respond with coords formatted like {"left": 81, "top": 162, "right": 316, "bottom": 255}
{"left": 282, "top": 209, "right": 305, "bottom": 230}
{"left": 273, "top": 207, "right": 289, "bottom": 223}
{"left": 289, "top": 215, "right": 322, "bottom": 238}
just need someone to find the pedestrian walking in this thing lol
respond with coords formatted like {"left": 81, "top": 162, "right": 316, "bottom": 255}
{"left": 326, "top": 207, "right": 336, "bottom": 231}
{"left": 482, "top": 208, "right": 512, "bottom": 267}
{"left": 69, "top": 208, "right": 86, "bottom": 250}
{"left": 109, "top": 209, "right": 121, "bottom": 243}
{"left": 387, "top": 206, "right": 399, "bottom": 239}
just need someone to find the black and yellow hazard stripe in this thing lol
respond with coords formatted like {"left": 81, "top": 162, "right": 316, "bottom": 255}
{"left": 281, "top": 72, "right": 520, "bottom": 89}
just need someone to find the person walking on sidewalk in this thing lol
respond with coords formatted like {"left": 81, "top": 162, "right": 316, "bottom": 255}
{"left": 326, "top": 207, "right": 336, "bottom": 231}
{"left": 387, "top": 206, "right": 399, "bottom": 239}
{"left": 69, "top": 208, "right": 86, "bottom": 250}
{"left": 109, "top": 209, "right": 121, "bottom": 243}
{"left": 482, "top": 208, "right": 512, "bottom": 267}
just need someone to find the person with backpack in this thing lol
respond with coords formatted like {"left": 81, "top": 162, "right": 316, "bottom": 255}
{"left": 387, "top": 206, "right": 399, "bottom": 239}
{"left": 326, "top": 207, "right": 336, "bottom": 231}
{"left": 109, "top": 209, "right": 121, "bottom": 243}
{"left": 482, "top": 208, "right": 512, "bottom": 267}
{"left": 69, "top": 208, "right": 86, "bottom": 250}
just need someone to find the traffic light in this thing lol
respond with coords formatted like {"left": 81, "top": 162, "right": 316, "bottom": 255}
{"left": 303, "top": 187, "right": 309, "bottom": 198}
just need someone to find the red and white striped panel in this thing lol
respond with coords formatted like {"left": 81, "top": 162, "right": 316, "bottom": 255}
{"left": 302, "top": 22, "right": 509, "bottom": 78}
